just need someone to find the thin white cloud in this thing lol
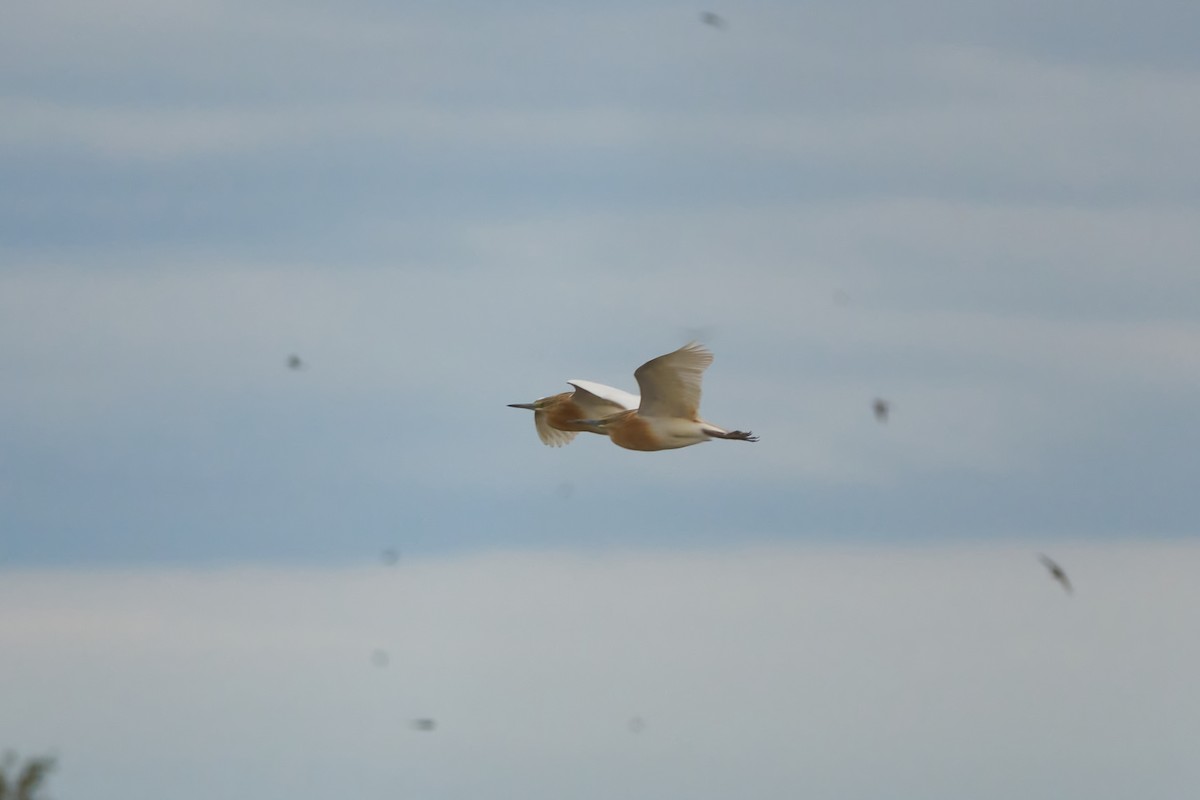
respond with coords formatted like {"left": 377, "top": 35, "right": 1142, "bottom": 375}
{"left": 4, "top": 28, "right": 1199, "bottom": 202}
{"left": 0, "top": 98, "right": 657, "bottom": 161}
{"left": 2, "top": 224, "right": 1196, "bottom": 495}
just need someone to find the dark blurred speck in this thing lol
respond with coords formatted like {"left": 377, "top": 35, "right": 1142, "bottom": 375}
{"left": 286, "top": 354, "right": 304, "bottom": 370}
{"left": 873, "top": 398, "right": 890, "bottom": 423}
{"left": 833, "top": 289, "right": 850, "bottom": 306}
{"left": 370, "top": 649, "right": 390, "bottom": 668}
{"left": 1038, "top": 554, "right": 1073, "bottom": 595}
{"left": 628, "top": 716, "right": 646, "bottom": 733}
{"left": 380, "top": 548, "right": 400, "bottom": 566}
{"left": 700, "top": 12, "right": 726, "bottom": 28}
{"left": 412, "top": 718, "right": 437, "bottom": 731}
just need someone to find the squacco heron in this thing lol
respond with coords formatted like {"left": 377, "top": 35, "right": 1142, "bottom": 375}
{"left": 508, "top": 380, "right": 640, "bottom": 447}
{"left": 580, "top": 343, "right": 758, "bottom": 451}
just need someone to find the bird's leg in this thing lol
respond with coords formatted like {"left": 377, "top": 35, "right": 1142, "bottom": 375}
{"left": 709, "top": 430, "right": 759, "bottom": 442}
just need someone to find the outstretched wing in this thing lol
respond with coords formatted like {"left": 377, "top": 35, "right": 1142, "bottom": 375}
{"left": 566, "top": 380, "right": 640, "bottom": 416}
{"left": 633, "top": 342, "right": 713, "bottom": 419}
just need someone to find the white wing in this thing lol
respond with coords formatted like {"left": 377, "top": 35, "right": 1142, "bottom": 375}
{"left": 633, "top": 342, "right": 713, "bottom": 419}
{"left": 566, "top": 380, "right": 640, "bottom": 414}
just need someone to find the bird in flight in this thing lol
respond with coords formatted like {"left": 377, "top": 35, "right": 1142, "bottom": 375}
{"left": 579, "top": 343, "right": 758, "bottom": 451}
{"left": 509, "top": 381, "right": 640, "bottom": 447}
{"left": 1038, "top": 554, "right": 1072, "bottom": 595}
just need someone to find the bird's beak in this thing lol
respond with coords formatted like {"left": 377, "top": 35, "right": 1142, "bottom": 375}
{"left": 508, "top": 403, "right": 537, "bottom": 410}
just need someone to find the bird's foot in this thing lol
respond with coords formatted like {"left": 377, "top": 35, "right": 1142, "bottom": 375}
{"left": 724, "top": 430, "right": 758, "bottom": 442}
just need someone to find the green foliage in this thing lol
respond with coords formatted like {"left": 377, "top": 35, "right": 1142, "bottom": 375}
{"left": 0, "top": 752, "right": 56, "bottom": 800}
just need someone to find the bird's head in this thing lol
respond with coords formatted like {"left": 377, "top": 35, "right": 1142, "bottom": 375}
{"left": 507, "top": 397, "right": 551, "bottom": 412}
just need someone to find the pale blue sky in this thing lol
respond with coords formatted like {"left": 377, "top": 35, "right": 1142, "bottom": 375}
{"left": 3, "top": 0, "right": 1199, "bottom": 565}
{"left": 2, "top": 0, "right": 1200, "bottom": 796}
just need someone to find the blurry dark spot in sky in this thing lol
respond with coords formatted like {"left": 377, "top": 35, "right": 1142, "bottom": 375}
{"left": 286, "top": 354, "right": 304, "bottom": 370}
{"left": 1038, "top": 554, "right": 1073, "bottom": 595}
{"left": 370, "top": 649, "right": 390, "bottom": 668}
{"left": 412, "top": 718, "right": 437, "bottom": 731}
{"left": 380, "top": 548, "right": 400, "bottom": 566}
{"left": 700, "top": 12, "right": 726, "bottom": 29}
{"left": 873, "top": 398, "right": 890, "bottom": 423}
{"left": 627, "top": 716, "right": 646, "bottom": 733}
{"left": 833, "top": 289, "right": 851, "bottom": 306}
{"left": 555, "top": 482, "right": 574, "bottom": 500}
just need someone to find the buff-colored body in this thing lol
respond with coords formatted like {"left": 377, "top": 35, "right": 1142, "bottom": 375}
{"left": 596, "top": 409, "right": 738, "bottom": 451}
